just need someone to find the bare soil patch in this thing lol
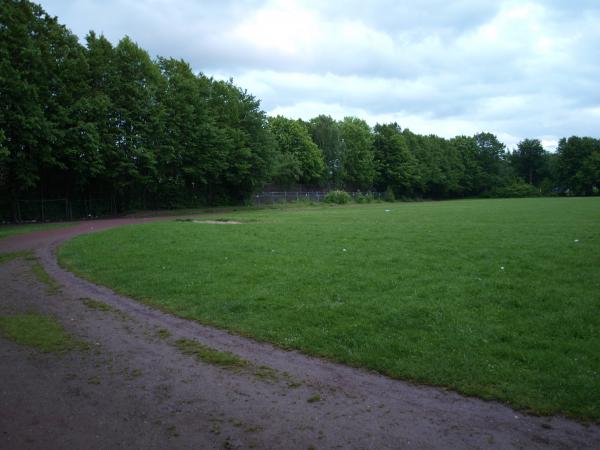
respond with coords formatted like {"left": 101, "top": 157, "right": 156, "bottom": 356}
{"left": 192, "top": 220, "right": 241, "bottom": 224}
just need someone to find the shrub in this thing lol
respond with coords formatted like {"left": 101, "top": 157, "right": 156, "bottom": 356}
{"left": 488, "top": 181, "right": 541, "bottom": 198}
{"left": 355, "top": 192, "right": 373, "bottom": 204}
{"left": 539, "top": 178, "right": 558, "bottom": 196}
{"left": 383, "top": 186, "right": 396, "bottom": 202}
{"left": 324, "top": 190, "right": 352, "bottom": 204}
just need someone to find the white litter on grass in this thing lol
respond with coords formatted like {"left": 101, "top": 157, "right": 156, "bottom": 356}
{"left": 385, "top": 209, "right": 391, "bottom": 212}
{"left": 500, "top": 266, "right": 505, "bottom": 270}
{"left": 574, "top": 239, "right": 579, "bottom": 243}
{"left": 342, "top": 248, "right": 347, "bottom": 252}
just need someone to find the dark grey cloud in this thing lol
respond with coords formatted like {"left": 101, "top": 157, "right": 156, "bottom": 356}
{"left": 40, "top": 0, "right": 600, "bottom": 149}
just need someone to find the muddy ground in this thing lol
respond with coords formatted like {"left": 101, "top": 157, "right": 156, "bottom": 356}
{"left": 1, "top": 219, "right": 599, "bottom": 449}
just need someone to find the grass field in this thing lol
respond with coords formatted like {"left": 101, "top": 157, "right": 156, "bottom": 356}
{"left": 0, "top": 222, "right": 77, "bottom": 240}
{"left": 58, "top": 198, "right": 600, "bottom": 420}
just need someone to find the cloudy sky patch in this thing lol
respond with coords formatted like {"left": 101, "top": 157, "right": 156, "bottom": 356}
{"left": 42, "top": 0, "right": 600, "bottom": 150}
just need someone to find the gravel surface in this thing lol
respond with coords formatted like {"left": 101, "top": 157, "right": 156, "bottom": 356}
{"left": 1, "top": 219, "right": 599, "bottom": 449}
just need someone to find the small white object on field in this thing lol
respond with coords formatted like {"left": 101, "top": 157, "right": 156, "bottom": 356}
{"left": 574, "top": 239, "right": 579, "bottom": 243}
{"left": 500, "top": 266, "right": 505, "bottom": 270}
{"left": 385, "top": 209, "right": 391, "bottom": 212}
{"left": 342, "top": 248, "right": 347, "bottom": 252}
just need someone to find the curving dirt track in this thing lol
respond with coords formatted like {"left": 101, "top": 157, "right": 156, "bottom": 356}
{"left": 1, "top": 218, "right": 599, "bottom": 449}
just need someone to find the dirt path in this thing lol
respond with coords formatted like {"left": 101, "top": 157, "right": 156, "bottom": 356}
{"left": 1, "top": 220, "right": 599, "bottom": 449}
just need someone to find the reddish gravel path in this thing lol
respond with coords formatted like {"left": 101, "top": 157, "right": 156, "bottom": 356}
{"left": 1, "top": 218, "right": 599, "bottom": 449}
{"left": 0, "top": 217, "right": 171, "bottom": 253}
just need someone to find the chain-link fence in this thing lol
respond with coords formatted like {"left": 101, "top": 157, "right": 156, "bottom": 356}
{"left": 16, "top": 198, "right": 70, "bottom": 222}
{"left": 1, "top": 191, "right": 384, "bottom": 223}
{"left": 253, "top": 191, "right": 382, "bottom": 205}
{"left": 1, "top": 198, "right": 118, "bottom": 223}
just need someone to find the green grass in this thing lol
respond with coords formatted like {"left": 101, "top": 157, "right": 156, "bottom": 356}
{"left": 175, "top": 338, "right": 248, "bottom": 368}
{"left": 0, "top": 250, "right": 61, "bottom": 294}
{"left": 31, "top": 260, "right": 61, "bottom": 295}
{"left": 0, "top": 314, "right": 86, "bottom": 353}
{"left": 0, "top": 250, "right": 60, "bottom": 295}
{"left": 82, "top": 298, "right": 113, "bottom": 312}
{"left": 80, "top": 297, "right": 130, "bottom": 321}
{"left": 0, "top": 250, "right": 32, "bottom": 264}
{"left": 58, "top": 198, "right": 600, "bottom": 420}
{"left": 0, "top": 222, "right": 77, "bottom": 240}
{"left": 307, "top": 394, "right": 322, "bottom": 403}
{"left": 157, "top": 328, "right": 172, "bottom": 339}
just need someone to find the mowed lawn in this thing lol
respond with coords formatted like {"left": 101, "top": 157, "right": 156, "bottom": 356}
{"left": 59, "top": 198, "right": 600, "bottom": 420}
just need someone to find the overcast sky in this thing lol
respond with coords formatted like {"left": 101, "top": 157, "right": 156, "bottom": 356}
{"left": 41, "top": 0, "right": 600, "bottom": 150}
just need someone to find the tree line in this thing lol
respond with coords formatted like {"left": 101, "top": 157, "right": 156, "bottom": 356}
{"left": 1, "top": 1, "right": 599, "bottom": 220}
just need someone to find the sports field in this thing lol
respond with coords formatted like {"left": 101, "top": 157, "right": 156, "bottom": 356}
{"left": 58, "top": 198, "right": 600, "bottom": 420}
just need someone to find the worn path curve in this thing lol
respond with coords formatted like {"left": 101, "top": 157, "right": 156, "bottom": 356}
{"left": 1, "top": 218, "right": 599, "bottom": 449}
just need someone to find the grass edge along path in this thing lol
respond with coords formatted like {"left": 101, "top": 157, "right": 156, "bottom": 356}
{"left": 0, "top": 250, "right": 62, "bottom": 295}
{"left": 0, "top": 222, "right": 78, "bottom": 240}
{"left": 0, "top": 251, "right": 32, "bottom": 265}
{"left": 58, "top": 198, "right": 600, "bottom": 422}
{"left": 0, "top": 314, "right": 87, "bottom": 353}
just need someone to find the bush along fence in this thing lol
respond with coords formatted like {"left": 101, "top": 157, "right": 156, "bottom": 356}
{"left": 253, "top": 191, "right": 383, "bottom": 205}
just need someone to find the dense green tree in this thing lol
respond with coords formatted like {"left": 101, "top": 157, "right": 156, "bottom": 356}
{"left": 270, "top": 152, "right": 302, "bottom": 189}
{"left": 110, "top": 36, "right": 164, "bottom": 208}
{"left": 206, "top": 79, "right": 274, "bottom": 202}
{"left": 0, "top": 0, "right": 93, "bottom": 218}
{"left": 339, "top": 117, "right": 375, "bottom": 190}
{"left": 51, "top": 31, "right": 107, "bottom": 204}
{"left": 511, "top": 138, "right": 546, "bottom": 186}
{"left": 450, "top": 135, "right": 483, "bottom": 195}
{"left": 402, "top": 130, "right": 462, "bottom": 198}
{"left": 308, "top": 115, "right": 343, "bottom": 187}
{"left": 80, "top": 31, "right": 117, "bottom": 201}
{"left": 556, "top": 137, "right": 600, "bottom": 195}
{"left": 428, "top": 134, "right": 464, "bottom": 197}
{"left": 269, "top": 115, "right": 325, "bottom": 186}
{"left": 474, "top": 132, "right": 509, "bottom": 190}
{"left": 156, "top": 58, "right": 213, "bottom": 205}
{"left": 373, "top": 123, "right": 419, "bottom": 196}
